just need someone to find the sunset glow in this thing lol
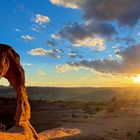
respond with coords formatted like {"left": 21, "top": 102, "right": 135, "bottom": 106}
{"left": 133, "top": 75, "right": 140, "bottom": 84}
{"left": 0, "top": 1, "right": 140, "bottom": 87}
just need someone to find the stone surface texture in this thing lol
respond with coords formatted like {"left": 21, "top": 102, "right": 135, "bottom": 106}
{"left": 0, "top": 44, "right": 80, "bottom": 140}
{"left": 0, "top": 44, "right": 38, "bottom": 139}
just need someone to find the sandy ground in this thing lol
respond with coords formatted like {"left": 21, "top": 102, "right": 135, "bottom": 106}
{"left": 55, "top": 107, "right": 140, "bottom": 139}
{"left": 1, "top": 98, "right": 140, "bottom": 139}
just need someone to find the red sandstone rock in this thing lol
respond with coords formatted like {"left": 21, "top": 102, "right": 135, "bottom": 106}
{"left": 0, "top": 44, "right": 38, "bottom": 139}
{"left": 0, "top": 44, "right": 80, "bottom": 140}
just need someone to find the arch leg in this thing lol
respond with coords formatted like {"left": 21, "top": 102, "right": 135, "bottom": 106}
{"left": 14, "top": 86, "right": 39, "bottom": 140}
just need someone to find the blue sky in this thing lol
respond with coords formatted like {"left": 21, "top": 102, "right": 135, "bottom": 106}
{"left": 0, "top": 0, "right": 140, "bottom": 87}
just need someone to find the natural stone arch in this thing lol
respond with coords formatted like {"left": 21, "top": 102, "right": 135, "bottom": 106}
{"left": 0, "top": 44, "right": 38, "bottom": 139}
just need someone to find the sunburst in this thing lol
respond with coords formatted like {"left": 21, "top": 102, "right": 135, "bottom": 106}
{"left": 133, "top": 75, "right": 140, "bottom": 83}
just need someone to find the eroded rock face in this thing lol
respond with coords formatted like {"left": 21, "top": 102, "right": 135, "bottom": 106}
{"left": 0, "top": 44, "right": 38, "bottom": 139}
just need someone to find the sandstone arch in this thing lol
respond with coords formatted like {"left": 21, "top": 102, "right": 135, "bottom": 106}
{"left": 0, "top": 44, "right": 38, "bottom": 139}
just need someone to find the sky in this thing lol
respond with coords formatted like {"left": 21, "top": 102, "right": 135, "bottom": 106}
{"left": 0, "top": 0, "right": 140, "bottom": 87}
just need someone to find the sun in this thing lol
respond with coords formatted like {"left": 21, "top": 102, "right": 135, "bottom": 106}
{"left": 133, "top": 75, "right": 140, "bottom": 83}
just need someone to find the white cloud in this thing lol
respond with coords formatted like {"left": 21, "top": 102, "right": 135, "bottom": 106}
{"left": 68, "top": 52, "right": 77, "bottom": 58}
{"left": 115, "top": 49, "right": 123, "bottom": 61}
{"left": 34, "top": 14, "right": 50, "bottom": 25}
{"left": 58, "top": 23, "right": 109, "bottom": 50}
{"left": 51, "top": 34, "right": 61, "bottom": 40}
{"left": 50, "top": 0, "right": 140, "bottom": 26}
{"left": 73, "top": 37, "right": 105, "bottom": 51}
{"left": 21, "top": 35, "right": 35, "bottom": 42}
{"left": 30, "top": 27, "right": 39, "bottom": 32}
{"left": 115, "top": 54, "right": 123, "bottom": 61}
{"left": 28, "top": 48, "right": 61, "bottom": 58}
{"left": 59, "top": 43, "right": 140, "bottom": 75}
{"left": 56, "top": 63, "right": 91, "bottom": 73}
{"left": 28, "top": 48, "right": 52, "bottom": 56}
{"left": 22, "top": 63, "right": 32, "bottom": 66}
{"left": 56, "top": 63, "right": 82, "bottom": 73}
{"left": 15, "top": 28, "right": 20, "bottom": 32}
{"left": 50, "top": 0, "right": 81, "bottom": 9}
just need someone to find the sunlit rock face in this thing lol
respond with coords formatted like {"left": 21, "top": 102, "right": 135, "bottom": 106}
{"left": 0, "top": 44, "right": 81, "bottom": 140}
{"left": 0, "top": 44, "right": 38, "bottom": 140}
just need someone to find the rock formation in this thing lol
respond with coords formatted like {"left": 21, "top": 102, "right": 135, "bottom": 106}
{"left": 0, "top": 44, "right": 38, "bottom": 139}
{"left": 0, "top": 44, "right": 81, "bottom": 140}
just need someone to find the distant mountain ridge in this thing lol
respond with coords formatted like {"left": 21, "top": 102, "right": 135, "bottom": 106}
{"left": 0, "top": 86, "right": 140, "bottom": 102}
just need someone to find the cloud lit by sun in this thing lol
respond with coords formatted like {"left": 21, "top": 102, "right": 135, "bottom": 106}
{"left": 1, "top": 1, "right": 140, "bottom": 87}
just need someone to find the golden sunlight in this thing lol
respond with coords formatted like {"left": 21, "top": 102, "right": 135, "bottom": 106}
{"left": 133, "top": 75, "right": 140, "bottom": 83}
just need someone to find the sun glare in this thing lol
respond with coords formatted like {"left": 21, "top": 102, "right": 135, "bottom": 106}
{"left": 133, "top": 75, "right": 140, "bottom": 83}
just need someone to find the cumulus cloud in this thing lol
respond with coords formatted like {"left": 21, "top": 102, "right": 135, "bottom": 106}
{"left": 59, "top": 22, "right": 116, "bottom": 40}
{"left": 28, "top": 48, "right": 61, "bottom": 59}
{"left": 50, "top": 0, "right": 81, "bottom": 9}
{"left": 28, "top": 48, "right": 48, "bottom": 56}
{"left": 50, "top": 0, "right": 140, "bottom": 75}
{"left": 59, "top": 23, "right": 88, "bottom": 41}
{"left": 117, "top": 44, "right": 140, "bottom": 73}
{"left": 74, "top": 37, "right": 105, "bottom": 51}
{"left": 49, "top": 0, "right": 140, "bottom": 60}
{"left": 14, "top": 28, "right": 20, "bottom": 32}
{"left": 50, "top": 0, "right": 140, "bottom": 26}
{"left": 68, "top": 52, "right": 77, "bottom": 58}
{"left": 56, "top": 63, "right": 82, "bottom": 73}
{"left": 114, "top": 49, "right": 123, "bottom": 61}
{"left": 51, "top": 34, "right": 61, "bottom": 40}
{"left": 81, "top": 0, "right": 140, "bottom": 26}
{"left": 59, "top": 23, "right": 107, "bottom": 51}
{"left": 21, "top": 35, "right": 35, "bottom": 42}
{"left": 30, "top": 27, "right": 39, "bottom": 32}
{"left": 34, "top": 14, "right": 50, "bottom": 25}
{"left": 50, "top": 0, "right": 120, "bottom": 50}
{"left": 49, "top": 0, "right": 140, "bottom": 52}
{"left": 58, "top": 43, "right": 140, "bottom": 75}
{"left": 68, "top": 59, "right": 122, "bottom": 74}
{"left": 68, "top": 52, "right": 83, "bottom": 59}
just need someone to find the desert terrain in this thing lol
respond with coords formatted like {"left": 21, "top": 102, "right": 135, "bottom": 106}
{"left": 1, "top": 86, "right": 140, "bottom": 139}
